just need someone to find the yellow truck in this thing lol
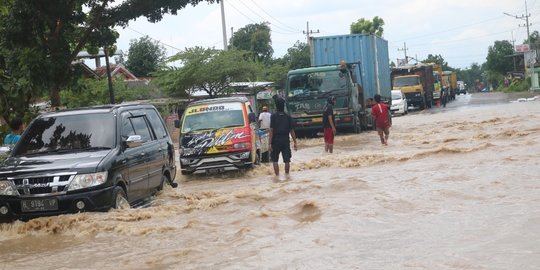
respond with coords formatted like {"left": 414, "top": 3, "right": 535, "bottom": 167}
{"left": 442, "top": 71, "right": 457, "bottom": 100}
{"left": 391, "top": 64, "right": 434, "bottom": 110}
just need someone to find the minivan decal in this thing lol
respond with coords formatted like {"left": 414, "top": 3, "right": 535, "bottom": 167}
{"left": 183, "top": 128, "right": 249, "bottom": 155}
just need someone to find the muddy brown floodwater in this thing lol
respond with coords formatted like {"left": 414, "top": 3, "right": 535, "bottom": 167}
{"left": 1, "top": 93, "right": 540, "bottom": 270}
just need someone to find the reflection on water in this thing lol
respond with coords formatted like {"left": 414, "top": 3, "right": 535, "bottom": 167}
{"left": 1, "top": 98, "right": 540, "bottom": 269}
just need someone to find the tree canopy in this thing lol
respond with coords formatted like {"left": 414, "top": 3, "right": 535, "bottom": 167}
{"left": 125, "top": 36, "right": 167, "bottom": 77}
{"left": 350, "top": 16, "right": 385, "bottom": 36}
{"left": 485, "top": 40, "right": 514, "bottom": 74}
{"left": 0, "top": 0, "right": 217, "bottom": 112}
{"left": 155, "top": 47, "right": 261, "bottom": 98}
{"left": 422, "top": 54, "right": 452, "bottom": 71}
{"left": 230, "top": 22, "right": 273, "bottom": 63}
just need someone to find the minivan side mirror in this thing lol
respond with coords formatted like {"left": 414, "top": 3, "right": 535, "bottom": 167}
{"left": 124, "top": 135, "right": 144, "bottom": 148}
{"left": 248, "top": 112, "right": 256, "bottom": 123}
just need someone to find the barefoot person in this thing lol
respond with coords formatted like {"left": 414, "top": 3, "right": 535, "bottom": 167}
{"left": 269, "top": 97, "right": 297, "bottom": 176}
{"left": 323, "top": 96, "right": 336, "bottom": 153}
{"left": 372, "top": 94, "right": 392, "bottom": 145}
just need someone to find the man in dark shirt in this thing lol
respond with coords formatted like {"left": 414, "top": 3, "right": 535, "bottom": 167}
{"left": 322, "top": 96, "right": 336, "bottom": 153}
{"left": 269, "top": 97, "right": 297, "bottom": 176}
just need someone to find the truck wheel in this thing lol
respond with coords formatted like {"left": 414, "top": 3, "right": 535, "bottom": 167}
{"left": 112, "top": 186, "right": 130, "bottom": 210}
{"left": 353, "top": 116, "right": 361, "bottom": 133}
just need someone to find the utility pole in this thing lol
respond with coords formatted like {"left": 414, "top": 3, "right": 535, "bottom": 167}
{"left": 230, "top": 27, "right": 234, "bottom": 50}
{"left": 220, "top": 0, "right": 228, "bottom": 51}
{"left": 303, "top": 21, "right": 319, "bottom": 44}
{"left": 504, "top": 0, "right": 535, "bottom": 89}
{"left": 398, "top": 42, "right": 409, "bottom": 64}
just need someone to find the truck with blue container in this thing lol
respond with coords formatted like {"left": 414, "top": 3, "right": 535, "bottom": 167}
{"left": 284, "top": 34, "right": 391, "bottom": 135}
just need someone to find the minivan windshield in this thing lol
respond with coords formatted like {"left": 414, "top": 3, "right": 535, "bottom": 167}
{"left": 14, "top": 113, "right": 116, "bottom": 156}
{"left": 181, "top": 102, "right": 245, "bottom": 133}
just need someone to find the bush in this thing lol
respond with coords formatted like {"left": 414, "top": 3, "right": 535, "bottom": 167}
{"left": 502, "top": 78, "right": 530, "bottom": 93}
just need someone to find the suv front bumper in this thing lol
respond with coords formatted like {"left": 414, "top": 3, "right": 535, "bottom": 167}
{"left": 0, "top": 186, "right": 115, "bottom": 222}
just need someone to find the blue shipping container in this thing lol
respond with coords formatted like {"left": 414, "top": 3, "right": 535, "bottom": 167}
{"left": 311, "top": 34, "right": 391, "bottom": 101}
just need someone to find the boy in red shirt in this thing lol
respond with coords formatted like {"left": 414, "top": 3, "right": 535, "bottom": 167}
{"left": 372, "top": 94, "right": 392, "bottom": 145}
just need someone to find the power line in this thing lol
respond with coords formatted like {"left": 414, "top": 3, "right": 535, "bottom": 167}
{"left": 247, "top": 0, "right": 301, "bottom": 32}
{"left": 126, "top": 27, "right": 183, "bottom": 52}
{"left": 392, "top": 15, "right": 507, "bottom": 44}
{"left": 235, "top": 0, "right": 299, "bottom": 34}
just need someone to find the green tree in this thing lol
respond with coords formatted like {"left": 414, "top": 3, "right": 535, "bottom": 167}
{"left": 350, "top": 16, "right": 385, "bottom": 36}
{"left": 281, "top": 41, "right": 310, "bottom": 70}
{"left": 485, "top": 40, "right": 514, "bottom": 74}
{"left": 125, "top": 36, "right": 167, "bottom": 77}
{"left": 421, "top": 54, "right": 453, "bottom": 70}
{"left": 456, "top": 63, "right": 484, "bottom": 92}
{"left": 155, "top": 47, "right": 261, "bottom": 98}
{"left": 230, "top": 22, "right": 273, "bottom": 63}
{"left": 0, "top": 0, "right": 217, "bottom": 110}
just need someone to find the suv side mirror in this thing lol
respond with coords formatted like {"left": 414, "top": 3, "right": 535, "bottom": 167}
{"left": 124, "top": 135, "right": 144, "bottom": 148}
{"left": 248, "top": 112, "right": 256, "bottom": 123}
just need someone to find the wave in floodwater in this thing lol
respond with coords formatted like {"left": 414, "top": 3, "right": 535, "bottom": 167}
{"left": 1, "top": 101, "right": 540, "bottom": 270}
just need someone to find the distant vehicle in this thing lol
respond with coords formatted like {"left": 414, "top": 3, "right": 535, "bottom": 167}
{"left": 0, "top": 103, "right": 178, "bottom": 222}
{"left": 390, "top": 90, "right": 408, "bottom": 115}
{"left": 176, "top": 97, "right": 270, "bottom": 175}
{"left": 457, "top": 81, "right": 466, "bottom": 95}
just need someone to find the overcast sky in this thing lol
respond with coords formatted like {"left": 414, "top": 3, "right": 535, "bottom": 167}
{"left": 113, "top": 0, "right": 538, "bottom": 69}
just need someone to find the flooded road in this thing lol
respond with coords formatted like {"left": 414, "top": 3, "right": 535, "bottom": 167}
{"left": 1, "top": 92, "right": 540, "bottom": 270}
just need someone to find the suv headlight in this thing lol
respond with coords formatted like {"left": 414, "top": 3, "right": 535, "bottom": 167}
{"left": 0, "top": 180, "right": 19, "bottom": 196}
{"left": 67, "top": 172, "right": 108, "bottom": 191}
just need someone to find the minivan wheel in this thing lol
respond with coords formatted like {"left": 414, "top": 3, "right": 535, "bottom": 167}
{"left": 112, "top": 186, "right": 130, "bottom": 210}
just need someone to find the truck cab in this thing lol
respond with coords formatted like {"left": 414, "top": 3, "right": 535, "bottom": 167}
{"left": 393, "top": 75, "right": 426, "bottom": 109}
{"left": 285, "top": 64, "right": 363, "bottom": 135}
{"left": 177, "top": 97, "right": 269, "bottom": 175}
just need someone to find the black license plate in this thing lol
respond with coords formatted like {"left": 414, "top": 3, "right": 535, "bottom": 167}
{"left": 21, "top": 198, "right": 59, "bottom": 212}
{"left": 207, "top": 168, "right": 224, "bottom": 174}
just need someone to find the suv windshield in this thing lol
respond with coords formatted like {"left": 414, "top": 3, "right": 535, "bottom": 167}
{"left": 14, "top": 113, "right": 115, "bottom": 156}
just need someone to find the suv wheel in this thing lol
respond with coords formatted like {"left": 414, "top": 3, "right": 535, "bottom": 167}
{"left": 112, "top": 186, "right": 130, "bottom": 209}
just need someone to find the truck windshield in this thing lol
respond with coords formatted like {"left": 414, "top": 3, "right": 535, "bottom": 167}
{"left": 182, "top": 110, "right": 244, "bottom": 134}
{"left": 14, "top": 113, "right": 115, "bottom": 156}
{"left": 287, "top": 70, "right": 348, "bottom": 100}
{"left": 394, "top": 76, "right": 420, "bottom": 87}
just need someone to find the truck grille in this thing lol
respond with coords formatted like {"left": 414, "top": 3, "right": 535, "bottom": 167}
{"left": 12, "top": 174, "right": 73, "bottom": 196}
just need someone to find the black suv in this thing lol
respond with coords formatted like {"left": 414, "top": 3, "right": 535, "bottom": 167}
{"left": 0, "top": 103, "right": 177, "bottom": 222}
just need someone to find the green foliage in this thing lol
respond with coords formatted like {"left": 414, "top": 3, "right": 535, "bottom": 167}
{"left": 350, "top": 16, "right": 384, "bottom": 36}
{"left": 125, "top": 36, "right": 167, "bottom": 77}
{"left": 456, "top": 63, "right": 484, "bottom": 91}
{"left": 230, "top": 23, "right": 273, "bottom": 63}
{"left": 485, "top": 40, "right": 514, "bottom": 74}
{"left": 422, "top": 54, "right": 452, "bottom": 70}
{"left": 60, "top": 78, "right": 154, "bottom": 108}
{"left": 501, "top": 77, "right": 530, "bottom": 92}
{"left": 0, "top": 0, "right": 216, "bottom": 108}
{"left": 281, "top": 41, "right": 310, "bottom": 70}
{"left": 154, "top": 47, "right": 262, "bottom": 98}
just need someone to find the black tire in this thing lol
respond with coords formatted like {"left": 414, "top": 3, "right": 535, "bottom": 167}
{"left": 352, "top": 116, "right": 361, "bottom": 133}
{"left": 158, "top": 174, "right": 177, "bottom": 190}
{"left": 112, "top": 186, "right": 130, "bottom": 209}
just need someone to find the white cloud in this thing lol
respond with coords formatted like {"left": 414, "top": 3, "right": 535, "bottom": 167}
{"left": 113, "top": 0, "right": 537, "bottom": 69}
